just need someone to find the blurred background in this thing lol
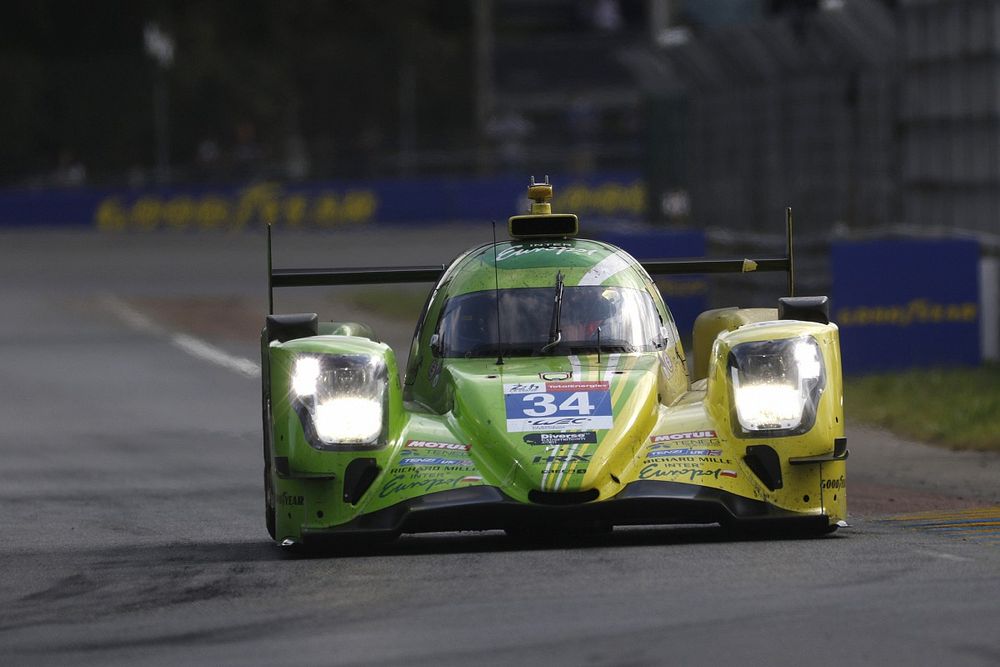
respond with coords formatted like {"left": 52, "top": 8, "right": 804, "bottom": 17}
{"left": 6, "top": 6, "right": 1000, "bottom": 662}
{"left": 0, "top": 0, "right": 997, "bottom": 375}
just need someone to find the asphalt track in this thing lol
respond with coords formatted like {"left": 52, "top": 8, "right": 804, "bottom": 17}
{"left": 1, "top": 228, "right": 999, "bottom": 666}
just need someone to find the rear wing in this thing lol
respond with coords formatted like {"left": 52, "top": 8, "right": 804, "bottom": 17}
{"left": 643, "top": 207, "right": 795, "bottom": 293}
{"left": 267, "top": 208, "right": 795, "bottom": 314}
{"left": 266, "top": 224, "right": 447, "bottom": 314}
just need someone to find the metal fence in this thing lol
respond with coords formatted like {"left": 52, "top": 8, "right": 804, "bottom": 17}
{"left": 900, "top": 0, "right": 1000, "bottom": 234}
{"left": 640, "top": 0, "right": 897, "bottom": 233}
{"left": 644, "top": 0, "right": 1000, "bottom": 236}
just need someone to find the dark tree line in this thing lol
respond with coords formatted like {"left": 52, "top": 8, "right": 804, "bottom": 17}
{"left": 0, "top": 1, "right": 476, "bottom": 187}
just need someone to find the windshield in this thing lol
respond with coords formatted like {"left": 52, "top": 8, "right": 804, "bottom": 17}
{"left": 436, "top": 285, "right": 664, "bottom": 358}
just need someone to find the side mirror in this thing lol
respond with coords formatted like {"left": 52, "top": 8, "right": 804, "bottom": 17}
{"left": 266, "top": 312, "right": 318, "bottom": 343}
{"left": 429, "top": 333, "right": 442, "bottom": 356}
{"left": 778, "top": 296, "right": 830, "bottom": 325}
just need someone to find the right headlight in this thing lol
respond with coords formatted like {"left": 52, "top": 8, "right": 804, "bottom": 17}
{"left": 290, "top": 354, "right": 387, "bottom": 449}
{"left": 728, "top": 336, "right": 825, "bottom": 437}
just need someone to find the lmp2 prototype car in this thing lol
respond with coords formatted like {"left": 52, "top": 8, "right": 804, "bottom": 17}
{"left": 261, "top": 179, "right": 847, "bottom": 547}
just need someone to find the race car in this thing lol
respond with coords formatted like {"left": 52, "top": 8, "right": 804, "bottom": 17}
{"left": 261, "top": 178, "right": 847, "bottom": 547}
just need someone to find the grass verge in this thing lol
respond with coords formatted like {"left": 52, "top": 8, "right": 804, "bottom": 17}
{"left": 845, "top": 364, "right": 1000, "bottom": 451}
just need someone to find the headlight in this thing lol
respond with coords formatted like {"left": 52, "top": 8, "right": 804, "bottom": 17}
{"left": 291, "top": 354, "right": 387, "bottom": 448}
{"left": 728, "top": 337, "right": 825, "bottom": 436}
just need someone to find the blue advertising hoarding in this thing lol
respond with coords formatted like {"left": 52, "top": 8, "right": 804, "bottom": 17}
{"left": 831, "top": 238, "right": 980, "bottom": 373}
{"left": 597, "top": 227, "right": 707, "bottom": 343}
{"left": 0, "top": 173, "right": 645, "bottom": 230}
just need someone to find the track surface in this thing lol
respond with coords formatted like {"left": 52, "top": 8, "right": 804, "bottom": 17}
{"left": 2, "top": 229, "right": 999, "bottom": 666}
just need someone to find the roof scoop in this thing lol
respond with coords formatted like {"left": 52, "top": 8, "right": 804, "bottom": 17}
{"left": 508, "top": 175, "right": 579, "bottom": 239}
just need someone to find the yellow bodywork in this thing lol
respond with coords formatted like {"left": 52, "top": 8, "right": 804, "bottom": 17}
{"left": 591, "top": 318, "right": 846, "bottom": 526}
{"left": 691, "top": 307, "right": 778, "bottom": 380}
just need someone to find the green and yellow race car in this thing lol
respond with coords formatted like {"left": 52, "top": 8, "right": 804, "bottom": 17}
{"left": 261, "top": 179, "right": 847, "bottom": 547}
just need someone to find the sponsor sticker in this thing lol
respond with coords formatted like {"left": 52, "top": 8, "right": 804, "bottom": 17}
{"left": 504, "top": 381, "right": 613, "bottom": 432}
{"left": 495, "top": 244, "right": 600, "bottom": 262}
{"left": 643, "top": 456, "right": 733, "bottom": 466}
{"left": 532, "top": 454, "right": 591, "bottom": 465}
{"left": 398, "top": 457, "right": 474, "bottom": 467}
{"left": 638, "top": 464, "right": 737, "bottom": 482}
{"left": 404, "top": 439, "right": 470, "bottom": 451}
{"left": 545, "top": 381, "right": 609, "bottom": 392}
{"left": 504, "top": 382, "right": 544, "bottom": 395}
{"left": 523, "top": 431, "right": 598, "bottom": 446}
{"left": 647, "top": 448, "right": 723, "bottom": 458}
{"left": 821, "top": 476, "right": 845, "bottom": 490}
{"left": 379, "top": 474, "right": 472, "bottom": 499}
{"left": 276, "top": 492, "right": 304, "bottom": 506}
{"left": 649, "top": 430, "right": 717, "bottom": 443}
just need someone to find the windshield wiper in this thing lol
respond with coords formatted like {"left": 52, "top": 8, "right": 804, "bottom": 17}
{"left": 540, "top": 270, "right": 564, "bottom": 354}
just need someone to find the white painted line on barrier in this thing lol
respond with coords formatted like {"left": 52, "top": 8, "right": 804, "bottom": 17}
{"left": 101, "top": 294, "right": 261, "bottom": 379}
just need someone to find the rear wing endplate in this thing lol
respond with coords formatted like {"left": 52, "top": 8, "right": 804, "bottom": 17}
{"left": 640, "top": 207, "right": 795, "bottom": 296}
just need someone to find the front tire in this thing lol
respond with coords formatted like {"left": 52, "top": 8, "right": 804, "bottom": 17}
{"left": 265, "top": 466, "right": 276, "bottom": 540}
{"left": 263, "top": 396, "right": 276, "bottom": 540}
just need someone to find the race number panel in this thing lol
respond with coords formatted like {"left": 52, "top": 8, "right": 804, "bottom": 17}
{"left": 504, "top": 381, "right": 613, "bottom": 432}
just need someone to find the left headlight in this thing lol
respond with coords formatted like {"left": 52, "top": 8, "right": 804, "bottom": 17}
{"left": 728, "top": 336, "right": 825, "bottom": 437}
{"left": 291, "top": 354, "right": 387, "bottom": 448}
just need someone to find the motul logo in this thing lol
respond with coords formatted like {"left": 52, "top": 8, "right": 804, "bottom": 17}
{"left": 650, "top": 430, "right": 717, "bottom": 443}
{"left": 405, "top": 440, "right": 470, "bottom": 451}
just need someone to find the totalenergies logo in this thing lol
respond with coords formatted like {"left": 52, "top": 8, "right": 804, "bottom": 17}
{"left": 95, "top": 182, "right": 378, "bottom": 231}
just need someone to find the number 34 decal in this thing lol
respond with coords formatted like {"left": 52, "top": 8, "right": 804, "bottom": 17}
{"left": 520, "top": 391, "right": 595, "bottom": 416}
{"left": 504, "top": 382, "right": 613, "bottom": 432}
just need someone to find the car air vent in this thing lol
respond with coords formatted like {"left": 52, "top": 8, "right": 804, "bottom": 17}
{"left": 744, "top": 445, "right": 783, "bottom": 491}
{"left": 528, "top": 488, "right": 599, "bottom": 505}
{"left": 343, "top": 458, "right": 380, "bottom": 504}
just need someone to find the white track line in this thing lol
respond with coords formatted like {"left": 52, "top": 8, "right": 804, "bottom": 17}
{"left": 171, "top": 333, "right": 260, "bottom": 378}
{"left": 915, "top": 549, "right": 972, "bottom": 563}
{"left": 103, "top": 295, "right": 161, "bottom": 334}
{"left": 101, "top": 294, "right": 261, "bottom": 379}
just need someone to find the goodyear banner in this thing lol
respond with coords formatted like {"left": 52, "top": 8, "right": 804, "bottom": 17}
{"left": 0, "top": 173, "right": 644, "bottom": 230}
{"left": 598, "top": 227, "right": 706, "bottom": 343}
{"left": 831, "top": 238, "right": 980, "bottom": 373}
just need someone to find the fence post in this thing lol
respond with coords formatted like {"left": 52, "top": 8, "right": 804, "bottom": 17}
{"left": 981, "top": 255, "right": 999, "bottom": 362}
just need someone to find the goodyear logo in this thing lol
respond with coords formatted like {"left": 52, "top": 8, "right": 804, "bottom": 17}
{"left": 821, "top": 476, "right": 846, "bottom": 490}
{"left": 837, "top": 300, "right": 977, "bottom": 327}
{"left": 554, "top": 181, "right": 645, "bottom": 217}
{"left": 276, "top": 492, "right": 304, "bottom": 506}
{"left": 95, "top": 182, "right": 378, "bottom": 231}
